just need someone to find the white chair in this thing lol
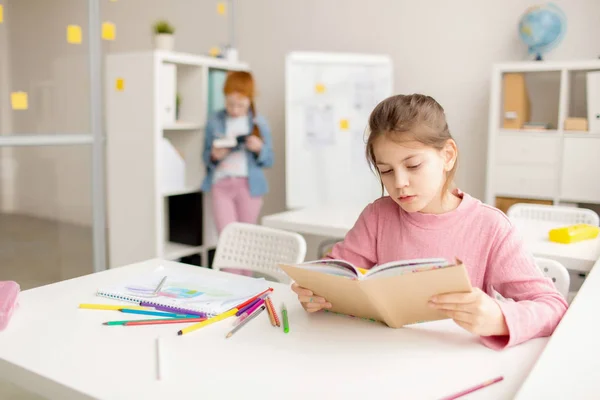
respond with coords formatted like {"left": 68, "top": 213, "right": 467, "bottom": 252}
{"left": 534, "top": 257, "right": 570, "bottom": 299}
{"left": 212, "top": 222, "right": 307, "bottom": 283}
{"left": 507, "top": 203, "right": 599, "bottom": 226}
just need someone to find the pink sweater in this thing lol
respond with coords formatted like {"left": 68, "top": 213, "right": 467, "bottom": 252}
{"left": 326, "top": 191, "right": 568, "bottom": 350}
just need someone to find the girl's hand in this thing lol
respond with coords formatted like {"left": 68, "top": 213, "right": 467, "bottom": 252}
{"left": 291, "top": 283, "right": 332, "bottom": 313}
{"left": 211, "top": 146, "right": 230, "bottom": 161}
{"left": 245, "top": 135, "right": 263, "bottom": 153}
{"left": 428, "top": 288, "right": 509, "bottom": 337}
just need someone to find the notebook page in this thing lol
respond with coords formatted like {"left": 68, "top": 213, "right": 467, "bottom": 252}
{"left": 96, "top": 266, "right": 269, "bottom": 316}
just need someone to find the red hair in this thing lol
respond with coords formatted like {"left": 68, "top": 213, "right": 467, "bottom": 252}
{"left": 224, "top": 71, "right": 261, "bottom": 138}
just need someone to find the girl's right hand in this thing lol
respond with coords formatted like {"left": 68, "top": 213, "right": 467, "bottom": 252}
{"left": 291, "top": 283, "right": 332, "bottom": 313}
{"left": 211, "top": 147, "right": 230, "bottom": 161}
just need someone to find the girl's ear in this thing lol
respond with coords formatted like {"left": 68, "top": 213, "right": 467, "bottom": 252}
{"left": 442, "top": 139, "right": 458, "bottom": 172}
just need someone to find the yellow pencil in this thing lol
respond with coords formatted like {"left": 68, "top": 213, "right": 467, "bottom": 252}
{"left": 177, "top": 308, "right": 238, "bottom": 336}
{"left": 79, "top": 304, "right": 150, "bottom": 311}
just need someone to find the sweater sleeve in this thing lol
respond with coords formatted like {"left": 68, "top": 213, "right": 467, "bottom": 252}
{"left": 480, "top": 223, "right": 568, "bottom": 350}
{"left": 324, "top": 202, "right": 379, "bottom": 269}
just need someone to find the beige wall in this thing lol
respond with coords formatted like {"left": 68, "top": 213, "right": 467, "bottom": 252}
{"left": 3, "top": 0, "right": 600, "bottom": 231}
{"left": 100, "top": 0, "right": 600, "bottom": 219}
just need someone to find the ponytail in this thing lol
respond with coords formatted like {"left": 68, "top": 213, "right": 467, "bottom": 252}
{"left": 250, "top": 100, "right": 262, "bottom": 138}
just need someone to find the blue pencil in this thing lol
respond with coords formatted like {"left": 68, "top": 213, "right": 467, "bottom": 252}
{"left": 119, "top": 308, "right": 194, "bottom": 318}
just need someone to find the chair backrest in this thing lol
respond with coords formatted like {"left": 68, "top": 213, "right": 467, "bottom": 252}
{"left": 212, "top": 222, "right": 307, "bottom": 283}
{"left": 534, "top": 257, "right": 570, "bottom": 299}
{"left": 507, "top": 203, "right": 599, "bottom": 226}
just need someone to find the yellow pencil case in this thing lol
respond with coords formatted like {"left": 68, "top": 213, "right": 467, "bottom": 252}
{"left": 548, "top": 224, "right": 600, "bottom": 244}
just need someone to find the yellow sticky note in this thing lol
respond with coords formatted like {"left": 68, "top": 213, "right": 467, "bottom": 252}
{"left": 67, "top": 25, "right": 82, "bottom": 44}
{"left": 340, "top": 119, "right": 349, "bottom": 130}
{"left": 0, "top": 5, "right": 4, "bottom": 24}
{"left": 315, "top": 83, "right": 326, "bottom": 94}
{"left": 115, "top": 78, "right": 124, "bottom": 91}
{"left": 217, "top": 2, "right": 226, "bottom": 15}
{"left": 11, "top": 91, "right": 28, "bottom": 110}
{"left": 102, "top": 22, "right": 116, "bottom": 41}
{"left": 209, "top": 47, "right": 221, "bottom": 57}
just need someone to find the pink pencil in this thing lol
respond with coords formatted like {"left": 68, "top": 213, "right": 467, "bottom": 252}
{"left": 438, "top": 376, "right": 504, "bottom": 400}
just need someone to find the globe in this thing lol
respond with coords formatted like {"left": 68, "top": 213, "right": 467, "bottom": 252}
{"left": 519, "top": 3, "right": 567, "bottom": 61}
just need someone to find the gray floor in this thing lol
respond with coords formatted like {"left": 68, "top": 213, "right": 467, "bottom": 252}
{"left": 0, "top": 213, "right": 93, "bottom": 399}
{"left": 0, "top": 213, "right": 94, "bottom": 289}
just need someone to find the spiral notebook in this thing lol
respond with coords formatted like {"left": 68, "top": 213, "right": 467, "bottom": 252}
{"left": 96, "top": 266, "right": 270, "bottom": 317}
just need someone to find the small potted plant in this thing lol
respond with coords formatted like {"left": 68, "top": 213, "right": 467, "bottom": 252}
{"left": 153, "top": 20, "right": 175, "bottom": 51}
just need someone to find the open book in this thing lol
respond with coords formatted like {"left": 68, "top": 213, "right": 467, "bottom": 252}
{"left": 279, "top": 258, "right": 472, "bottom": 328}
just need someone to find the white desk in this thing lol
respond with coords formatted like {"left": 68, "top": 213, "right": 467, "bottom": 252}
{"left": 263, "top": 207, "right": 600, "bottom": 273}
{"left": 0, "top": 259, "right": 547, "bottom": 400}
{"left": 262, "top": 205, "right": 362, "bottom": 238}
{"left": 515, "top": 256, "right": 600, "bottom": 399}
{"left": 512, "top": 218, "right": 600, "bottom": 273}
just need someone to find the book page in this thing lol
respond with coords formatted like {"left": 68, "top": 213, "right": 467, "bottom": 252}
{"left": 364, "top": 258, "right": 449, "bottom": 279}
{"left": 290, "top": 259, "right": 360, "bottom": 279}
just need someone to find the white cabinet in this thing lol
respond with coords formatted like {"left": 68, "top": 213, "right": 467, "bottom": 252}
{"left": 560, "top": 137, "right": 600, "bottom": 202}
{"left": 106, "top": 51, "right": 249, "bottom": 268}
{"left": 486, "top": 61, "right": 600, "bottom": 208}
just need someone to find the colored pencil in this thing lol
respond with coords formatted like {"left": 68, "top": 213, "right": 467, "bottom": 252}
{"left": 153, "top": 276, "right": 167, "bottom": 295}
{"left": 138, "top": 302, "right": 206, "bottom": 317}
{"left": 226, "top": 306, "right": 266, "bottom": 339}
{"left": 265, "top": 297, "right": 280, "bottom": 327}
{"left": 119, "top": 309, "right": 193, "bottom": 318}
{"left": 282, "top": 303, "right": 289, "bottom": 333}
{"left": 232, "top": 288, "right": 273, "bottom": 311}
{"left": 124, "top": 318, "right": 206, "bottom": 326}
{"left": 235, "top": 297, "right": 261, "bottom": 317}
{"left": 177, "top": 308, "right": 238, "bottom": 336}
{"left": 264, "top": 297, "right": 276, "bottom": 326}
{"left": 79, "top": 304, "right": 150, "bottom": 311}
{"left": 438, "top": 376, "right": 504, "bottom": 400}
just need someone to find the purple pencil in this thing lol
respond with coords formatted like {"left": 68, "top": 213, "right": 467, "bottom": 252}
{"left": 236, "top": 298, "right": 261, "bottom": 316}
{"left": 139, "top": 302, "right": 206, "bottom": 317}
{"left": 234, "top": 299, "right": 266, "bottom": 326}
{"left": 244, "top": 299, "right": 265, "bottom": 317}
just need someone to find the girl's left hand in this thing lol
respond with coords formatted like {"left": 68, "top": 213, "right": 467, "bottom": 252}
{"left": 428, "top": 288, "right": 509, "bottom": 337}
{"left": 245, "top": 135, "right": 263, "bottom": 153}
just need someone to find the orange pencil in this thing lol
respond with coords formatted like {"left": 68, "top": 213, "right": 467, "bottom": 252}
{"left": 265, "top": 297, "right": 280, "bottom": 327}
{"left": 265, "top": 297, "right": 276, "bottom": 326}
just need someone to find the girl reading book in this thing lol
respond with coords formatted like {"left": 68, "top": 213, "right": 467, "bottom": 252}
{"left": 291, "top": 94, "right": 567, "bottom": 350}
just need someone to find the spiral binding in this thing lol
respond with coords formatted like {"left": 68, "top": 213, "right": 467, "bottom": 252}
{"left": 96, "top": 290, "right": 214, "bottom": 316}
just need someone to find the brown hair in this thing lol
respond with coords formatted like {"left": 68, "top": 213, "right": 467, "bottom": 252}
{"left": 366, "top": 94, "right": 458, "bottom": 196}
{"left": 223, "top": 71, "right": 261, "bottom": 138}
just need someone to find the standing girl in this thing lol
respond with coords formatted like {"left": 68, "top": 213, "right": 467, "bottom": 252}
{"left": 292, "top": 94, "right": 567, "bottom": 350}
{"left": 201, "top": 71, "right": 274, "bottom": 234}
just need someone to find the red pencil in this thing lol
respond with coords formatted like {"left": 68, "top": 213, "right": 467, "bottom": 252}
{"left": 233, "top": 288, "right": 273, "bottom": 311}
{"left": 438, "top": 376, "right": 504, "bottom": 400}
{"left": 123, "top": 318, "right": 206, "bottom": 326}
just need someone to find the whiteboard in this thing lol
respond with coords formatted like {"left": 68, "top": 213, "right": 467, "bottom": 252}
{"left": 285, "top": 52, "right": 393, "bottom": 209}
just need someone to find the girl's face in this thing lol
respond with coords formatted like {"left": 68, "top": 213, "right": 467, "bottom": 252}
{"left": 373, "top": 134, "right": 457, "bottom": 214}
{"left": 225, "top": 92, "right": 251, "bottom": 117}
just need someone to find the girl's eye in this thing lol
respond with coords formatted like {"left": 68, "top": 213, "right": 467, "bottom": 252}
{"left": 407, "top": 163, "right": 421, "bottom": 170}
{"left": 379, "top": 169, "right": 392, "bottom": 175}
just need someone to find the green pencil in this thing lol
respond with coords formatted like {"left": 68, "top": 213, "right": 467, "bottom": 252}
{"left": 282, "top": 303, "right": 289, "bottom": 333}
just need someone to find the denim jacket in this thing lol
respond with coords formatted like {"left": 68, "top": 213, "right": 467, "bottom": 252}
{"left": 200, "top": 109, "right": 274, "bottom": 197}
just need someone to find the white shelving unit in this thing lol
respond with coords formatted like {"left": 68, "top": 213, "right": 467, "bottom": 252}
{"left": 106, "top": 51, "right": 249, "bottom": 268}
{"left": 485, "top": 60, "right": 600, "bottom": 208}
